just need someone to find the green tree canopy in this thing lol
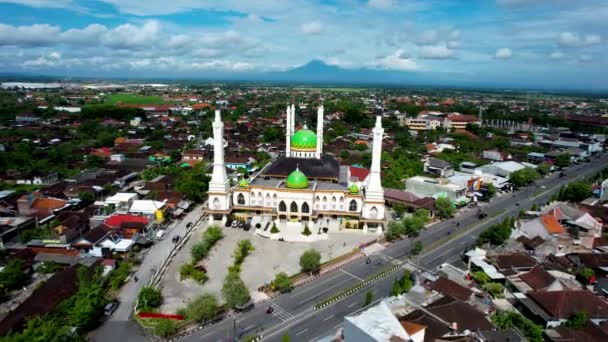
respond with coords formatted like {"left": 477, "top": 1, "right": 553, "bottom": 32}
{"left": 183, "top": 293, "right": 218, "bottom": 322}
{"left": 299, "top": 249, "right": 322, "bottom": 274}
{"left": 434, "top": 197, "right": 455, "bottom": 219}
{"left": 271, "top": 272, "right": 293, "bottom": 292}
{"left": 510, "top": 167, "right": 540, "bottom": 188}
{"left": 138, "top": 286, "right": 162, "bottom": 311}
{"left": 222, "top": 271, "right": 250, "bottom": 308}
{"left": 175, "top": 162, "right": 210, "bottom": 202}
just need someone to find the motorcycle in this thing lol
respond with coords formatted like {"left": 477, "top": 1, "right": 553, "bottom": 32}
{"left": 266, "top": 306, "right": 274, "bottom": 314}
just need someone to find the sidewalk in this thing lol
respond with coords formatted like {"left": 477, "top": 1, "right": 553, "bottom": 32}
{"left": 90, "top": 204, "right": 205, "bottom": 342}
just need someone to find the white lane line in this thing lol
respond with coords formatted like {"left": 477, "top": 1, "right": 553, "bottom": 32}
{"left": 347, "top": 302, "right": 357, "bottom": 308}
{"left": 296, "top": 328, "right": 309, "bottom": 336}
{"left": 340, "top": 269, "right": 364, "bottom": 281}
{"left": 244, "top": 324, "right": 255, "bottom": 331}
{"left": 333, "top": 323, "right": 343, "bottom": 329}
{"left": 322, "top": 315, "right": 334, "bottom": 322}
{"left": 200, "top": 331, "right": 214, "bottom": 338}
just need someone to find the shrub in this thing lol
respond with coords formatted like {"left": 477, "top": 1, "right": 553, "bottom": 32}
{"left": 271, "top": 272, "right": 293, "bottom": 292}
{"left": 191, "top": 225, "right": 223, "bottom": 262}
{"left": 179, "top": 263, "right": 208, "bottom": 284}
{"left": 270, "top": 223, "right": 280, "bottom": 234}
{"left": 0, "top": 259, "right": 28, "bottom": 291}
{"left": 37, "top": 261, "right": 63, "bottom": 274}
{"left": 138, "top": 286, "right": 162, "bottom": 311}
{"left": 107, "top": 261, "right": 131, "bottom": 290}
{"left": 222, "top": 271, "right": 250, "bottom": 308}
{"left": 492, "top": 311, "right": 543, "bottom": 342}
{"left": 484, "top": 282, "right": 504, "bottom": 298}
{"left": 153, "top": 319, "right": 177, "bottom": 338}
{"left": 302, "top": 225, "right": 312, "bottom": 236}
{"left": 234, "top": 239, "right": 254, "bottom": 266}
{"left": 183, "top": 293, "right": 218, "bottom": 322}
{"left": 473, "top": 271, "right": 490, "bottom": 285}
{"left": 411, "top": 241, "right": 424, "bottom": 255}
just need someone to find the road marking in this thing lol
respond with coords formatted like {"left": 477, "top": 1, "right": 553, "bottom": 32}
{"left": 322, "top": 315, "right": 334, "bottom": 321}
{"left": 296, "top": 328, "right": 309, "bottom": 336}
{"left": 333, "top": 323, "right": 343, "bottom": 329}
{"left": 341, "top": 269, "right": 364, "bottom": 281}
{"left": 272, "top": 304, "right": 295, "bottom": 322}
{"left": 243, "top": 324, "right": 255, "bottom": 331}
{"left": 200, "top": 331, "right": 214, "bottom": 338}
{"left": 347, "top": 302, "right": 357, "bottom": 308}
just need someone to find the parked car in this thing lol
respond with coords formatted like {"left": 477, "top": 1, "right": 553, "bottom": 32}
{"left": 104, "top": 300, "right": 119, "bottom": 316}
{"left": 235, "top": 299, "right": 254, "bottom": 312}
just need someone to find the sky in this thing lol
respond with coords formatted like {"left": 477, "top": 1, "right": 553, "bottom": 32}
{"left": 0, "top": 0, "right": 606, "bottom": 89}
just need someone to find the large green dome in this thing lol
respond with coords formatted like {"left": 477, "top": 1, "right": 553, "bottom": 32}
{"left": 286, "top": 168, "right": 308, "bottom": 189}
{"left": 291, "top": 129, "right": 317, "bottom": 150}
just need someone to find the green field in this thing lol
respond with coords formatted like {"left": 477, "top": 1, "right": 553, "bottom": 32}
{"left": 106, "top": 93, "right": 169, "bottom": 105}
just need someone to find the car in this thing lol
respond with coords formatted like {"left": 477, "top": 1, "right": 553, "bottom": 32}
{"left": 231, "top": 221, "right": 238, "bottom": 228}
{"left": 478, "top": 212, "right": 487, "bottom": 219}
{"left": 104, "top": 300, "right": 119, "bottom": 316}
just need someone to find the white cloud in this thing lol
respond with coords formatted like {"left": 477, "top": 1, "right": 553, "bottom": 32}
{"left": 558, "top": 31, "right": 602, "bottom": 47}
{"left": 368, "top": 0, "right": 393, "bottom": 10}
{"left": 495, "top": 47, "right": 513, "bottom": 59}
{"left": 374, "top": 49, "right": 418, "bottom": 71}
{"left": 0, "top": 23, "right": 61, "bottom": 46}
{"left": 419, "top": 43, "right": 455, "bottom": 59}
{"left": 301, "top": 21, "right": 323, "bottom": 35}
{"left": 48, "top": 51, "right": 61, "bottom": 59}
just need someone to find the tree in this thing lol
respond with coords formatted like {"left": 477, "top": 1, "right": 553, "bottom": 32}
{"left": 385, "top": 221, "right": 404, "bottom": 241}
{"left": 271, "top": 272, "right": 293, "bottom": 292}
{"left": 299, "top": 249, "right": 321, "bottom": 274}
{"left": 65, "top": 282, "right": 107, "bottom": 331}
{"left": 434, "top": 197, "right": 455, "bottom": 219}
{"left": 509, "top": 167, "right": 540, "bottom": 188}
{"left": 179, "top": 262, "right": 208, "bottom": 283}
{"left": 492, "top": 311, "right": 543, "bottom": 342}
{"left": 282, "top": 334, "right": 291, "bottom": 342}
{"left": 392, "top": 203, "right": 406, "bottom": 217}
{"left": 412, "top": 241, "right": 424, "bottom": 255}
{"left": 485, "top": 183, "right": 497, "bottom": 199}
{"left": 537, "top": 162, "right": 551, "bottom": 175}
{"left": 262, "top": 126, "right": 283, "bottom": 142}
{"left": 183, "top": 293, "right": 218, "bottom": 322}
{"left": 2, "top": 315, "right": 75, "bottom": 342}
{"left": 222, "top": 271, "right": 250, "bottom": 308}
{"left": 85, "top": 155, "right": 104, "bottom": 168}
{"left": 565, "top": 312, "right": 588, "bottom": 329}
{"left": 138, "top": 286, "right": 162, "bottom": 311}
{"left": 0, "top": 259, "right": 28, "bottom": 291}
{"left": 78, "top": 190, "right": 95, "bottom": 204}
{"left": 391, "top": 278, "right": 402, "bottom": 296}
{"left": 364, "top": 290, "right": 373, "bottom": 307}
{"left": 175, "top": 162, "right": 210, "bottom": 202}
{"left": 154, "top": 319, "right": 178, "bottom": 338}
{"left": 559, "top": 182, "right": 592, "bottom": 202}
{"left": 401, "top": 271, "right": 412, "bottom": 293}
{"left": 555, "top": 153, "right": 571, "bottom": 169}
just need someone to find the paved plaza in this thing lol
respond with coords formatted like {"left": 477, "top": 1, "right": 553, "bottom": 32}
{"left": 159, "top": 220, "right": 376, "bottom": 313}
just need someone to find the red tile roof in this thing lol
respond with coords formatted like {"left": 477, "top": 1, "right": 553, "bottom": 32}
{"left": 519, "top": 265, "right": 556, "bottom": 291}
{"left": 447, "top": 114, "right": 478, "bottom": 122}
{"left": 30, "top": 197, "right": 67, "bottom": 211}
{"left": 528, "top": 290, "right": 608, "bottom": 319}
{"left": 105, "top": 214, "right": 148, "bottom": 228}
{"left": 349, "top": 166, "right": 370, "bottom": 181}
{"left": 427, "top": 277, "right": 472, "bottom": 301}
{"left": 542, "top": 214, "right": 566, "bottom": 234}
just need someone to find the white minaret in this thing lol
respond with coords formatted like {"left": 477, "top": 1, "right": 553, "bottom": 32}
{"left": 362, "top": 116, "right": 385, "bottom": 229}
{"left": 290, "top": 104, "right": 296, "bottom": 133}
{"left": 315, "top": 105, "right": 324, "bottom": 159}
{"left": 208, "top": 109, "right": 231, "bottom": 213}
{"left": 286, "top": 105, "right": 292, "bottom": 157}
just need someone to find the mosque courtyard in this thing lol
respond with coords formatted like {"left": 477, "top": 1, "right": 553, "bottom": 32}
{"left": 158, "top": 220, "right": 375, "bottom": 313}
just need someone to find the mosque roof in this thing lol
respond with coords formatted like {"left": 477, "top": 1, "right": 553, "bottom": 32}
{"left": 291, "top": 129, "right": 317, "bottom": 150}
{"left": 263, "top": 155, "right": 340, "bottom": 180}
{"left": 286, "top": 168, "right": 308, "bottom": 189}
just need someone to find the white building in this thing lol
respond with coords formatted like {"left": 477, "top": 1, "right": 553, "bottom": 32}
{"left": 206, "top": 106, "right": 386, "bottom": 234}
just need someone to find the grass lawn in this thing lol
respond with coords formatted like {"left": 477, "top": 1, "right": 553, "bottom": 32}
{"left": 106, "top": 93, "right": 169, "bottom": 105}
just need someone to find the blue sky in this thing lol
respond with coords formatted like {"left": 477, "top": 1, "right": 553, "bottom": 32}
{"left": 0, "top": 0, "right": 606, "bottom": 89}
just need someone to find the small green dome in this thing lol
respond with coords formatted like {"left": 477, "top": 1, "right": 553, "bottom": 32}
{"left": 291, "top": 129, "right": 317, "bottom": 150}
{"left": 239, "top": 179, "right": 249, "bottom": 187}
{"left": 349, "top": 184, "right": 359, "bottom": 194}
{"left": 286, "top": 168, "right": 308, "bottom": 189}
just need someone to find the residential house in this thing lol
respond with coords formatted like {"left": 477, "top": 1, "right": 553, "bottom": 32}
{"left": 519, "top": 290, "right": 608, "bottom": 328}
{"left": 444, "top": 114, "right": 480, "bottom": 130}
{"left": 482, "top": 149, "right": 511, "bottom": 162}
{"left": 17, "top": 193, "right": 70, "bottom": 222}
{"left": 478, "top": 161, "right": 530, "bottom": 178}
{"left": 405, "top": 176, "right": 466, "bottom": 201}
{"left": 424, "top": 158, "right": 455, "bottom": 178}
{"left": 15, "top": 171, "right": 59, "bottom": 185}
{"left": 343, "top": 301, "right": 411, "bottom": 342}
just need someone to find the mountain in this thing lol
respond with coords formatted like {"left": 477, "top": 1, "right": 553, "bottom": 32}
{"left": 260, "top": 60, "right": 425, "bottom": 85}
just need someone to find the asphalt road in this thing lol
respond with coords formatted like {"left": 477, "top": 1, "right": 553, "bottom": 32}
{"left": 182, "top": 154, "right": 608, "bottom": 342}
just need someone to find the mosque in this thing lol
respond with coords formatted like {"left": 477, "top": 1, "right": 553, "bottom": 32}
{"left": 206, "top": 105, "right": 386, "bottom": 235}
